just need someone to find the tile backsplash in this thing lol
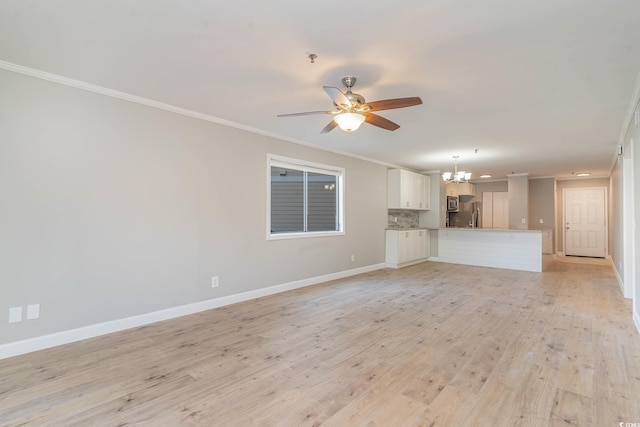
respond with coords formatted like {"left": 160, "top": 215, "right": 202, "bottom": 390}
{"left": 387, "top": 209, "right": 419, "bottom": 228}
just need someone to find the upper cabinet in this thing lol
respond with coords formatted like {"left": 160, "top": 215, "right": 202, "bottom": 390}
{"left": 446, "top": 182, "right": 476, "bottom": 197}
{"left": 388, "top": 169, "right": 431, "bottom": 210}
{"left": 458, "top": 182, "right": 476, "bottom": 196}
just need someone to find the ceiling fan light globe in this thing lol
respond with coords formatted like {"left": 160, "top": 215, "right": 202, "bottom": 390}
{"left": 334, "top": 113, "right": 365, "bottom": 132}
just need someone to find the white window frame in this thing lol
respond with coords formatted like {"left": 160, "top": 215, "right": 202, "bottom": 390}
{"left": 267, "top": 154, "right": 345, "bottom": 240}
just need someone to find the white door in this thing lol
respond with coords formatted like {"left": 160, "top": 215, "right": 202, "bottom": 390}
{"left": 482, "top": 191, "right": 509, "bottom": 229}
{"left": 482, "top": 192, "right": 493, "bottom": 228}
{"left": 564, "top": 188, "right": 607, "bottom": 258}
{"left": 492, "top": 192, "right": 509, "bottom": 229}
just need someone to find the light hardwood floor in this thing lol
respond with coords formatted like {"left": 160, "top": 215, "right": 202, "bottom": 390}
{"left": 1, "top": 259, "right": 639, "bottom": 426}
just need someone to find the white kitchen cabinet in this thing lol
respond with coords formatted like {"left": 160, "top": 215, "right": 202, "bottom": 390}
{"left": 446, "top": 183, "right": 458, "bottom": 197}
{"left": 446, "top": 182, "right": 476, "bottom": 197}
{"left": 388, "top": 169, "right": 430, "bottom": 210}
{"left": 482, "top": 191, "right": 509, "bottom": 229}
{"left": 483, "top": 192, "right": 493, "bottom": 228}
{"left": 386, "top": 229, "right": 430, "bottom": 268}
{"left": 458, "top": 182, "right": 476, "bottom": 196}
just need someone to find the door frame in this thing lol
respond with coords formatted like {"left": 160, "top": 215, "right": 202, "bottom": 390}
{"left": 562, "top": 186, "right": 608, "bottom": 258}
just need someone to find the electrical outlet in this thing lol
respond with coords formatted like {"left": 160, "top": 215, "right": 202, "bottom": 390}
{"left": 521, "top": 218, "right": 526, "bottom": 224}
{"left": 351, "top": 254, "right": 355, "bottom": 262}
{"left": 9, "top": 307, "right": 22, "bottom": 323}
{"left": 211, "top": 276, "right": 219, "bottom": 288}
{"left": 27, "top": 304, "right": 40, "bottom": 320}
{"left": 539, "top": 219, "right": 544, "bottom": 224}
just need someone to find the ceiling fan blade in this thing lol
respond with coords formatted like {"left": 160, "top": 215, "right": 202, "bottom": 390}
{"left": 364, "top": 113, "right": 400, "bottom": 131}
{"left": 277, "top": 110, "right": 335, "bottom": 117}
{"left": 363, "top": 97, "right": 422, "bottom": 112}
{"left": 323, "top": 86, "right": 352, "bottom": 108}
{"left": 320, "top": 119, "right": 338, "bottom": 134}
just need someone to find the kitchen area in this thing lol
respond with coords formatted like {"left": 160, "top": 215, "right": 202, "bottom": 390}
{"left": 386, "top": 169, "right": 554, "bottom": 273}
{"left": 445, "top": 182, "right": 484, "bottom": 229}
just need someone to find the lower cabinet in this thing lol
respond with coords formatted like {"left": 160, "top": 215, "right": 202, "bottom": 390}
{"left": 385, "top": 229, "right": 430, "bottom": 268}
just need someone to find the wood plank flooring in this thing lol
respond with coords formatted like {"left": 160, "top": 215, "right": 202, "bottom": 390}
{"left": 1, "top": 258, "right": 639, "bottom": 426}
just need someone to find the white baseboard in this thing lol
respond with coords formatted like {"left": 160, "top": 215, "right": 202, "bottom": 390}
{"left": 612, "top": 263, "right": 627, "bottom": 298}
{"left": 0, "top": 263, "right": 386, "bottom": 360}
{"left": 611, "top": 262, "right": 624, "bottom": 296}
{"left": 635, "top": 310, "right": 640, "bottom": 336}
{"left": 385, "top": 257, "right": 429, "bottom": 269}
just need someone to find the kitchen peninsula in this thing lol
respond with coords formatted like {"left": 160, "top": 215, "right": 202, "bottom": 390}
{"left": 434, "top": 227, "right": 543, "bottom": 272}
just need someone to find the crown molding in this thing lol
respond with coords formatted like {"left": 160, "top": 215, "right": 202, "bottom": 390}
{"left": 528, "top": 176, "right": 555, "bottom": 180}
{"left": 0, "top": 60, "right": 402, "bottom": 170}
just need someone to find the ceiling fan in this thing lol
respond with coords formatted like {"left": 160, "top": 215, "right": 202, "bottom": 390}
{"left": 277, "top": 76, "right": 423, "bottom": 133}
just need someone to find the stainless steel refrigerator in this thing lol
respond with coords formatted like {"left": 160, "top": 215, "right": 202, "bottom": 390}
{"left": 452, "top": 201, "right": 482, "bottom": 228}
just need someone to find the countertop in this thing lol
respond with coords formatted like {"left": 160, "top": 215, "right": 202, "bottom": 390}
{"left": 386, "top": 227, "right": 428, "bottom": 231}
{"left": 437, "top": 227, "right": 543, "bottom": 233}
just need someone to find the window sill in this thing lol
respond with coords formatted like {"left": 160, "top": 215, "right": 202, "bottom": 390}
{"left": 267, "top": 230, "right": 345, "bottom": 241}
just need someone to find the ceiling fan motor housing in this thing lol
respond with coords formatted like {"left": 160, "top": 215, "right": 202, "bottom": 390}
{"left": 342, "top": 76, "right": 365, "bottom": 105}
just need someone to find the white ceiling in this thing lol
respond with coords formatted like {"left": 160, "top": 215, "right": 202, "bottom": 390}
{"left": 2, "top": 0, "right": 640, "bottom": 180}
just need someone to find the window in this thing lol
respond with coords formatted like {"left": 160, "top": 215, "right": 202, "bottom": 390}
{"left": 268, "top": 155, "right": 344, "bottom": 239}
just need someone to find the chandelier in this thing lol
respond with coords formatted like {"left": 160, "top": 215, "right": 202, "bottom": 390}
{"left": 442, "top": 156, "right": 471, "bottom": 183}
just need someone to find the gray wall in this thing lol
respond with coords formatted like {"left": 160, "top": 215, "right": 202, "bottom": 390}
{"left": 615, "top": 96, "right": 640, "bottom": 322}
{"left": 528, "top": 178, "right": 555, "bottom": 230}
{"left": 469, "top": 181, "right": 508, "bottom": 202}
{"left": 0, "top": 69, "right": 388, "bottom": 345}
{"left": 508, "top": 174, "right": 529, "bottom": 230}
{"left": 626, "top": 103, "right": 640, "bottom": 324}
{"left": 529, "top": 177, "right": 556, "bottom": 252}
{"left": 610, "top": 154, "right": 624, "bottom": 276}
